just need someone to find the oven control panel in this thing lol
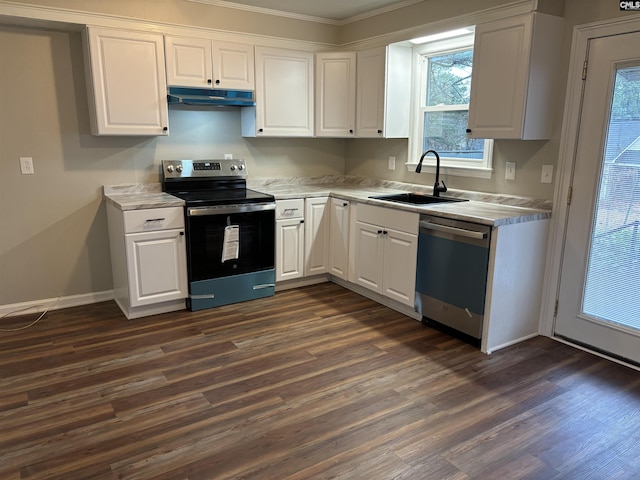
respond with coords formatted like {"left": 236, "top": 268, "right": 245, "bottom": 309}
{"left": 162, "top": 159, "right": 247, "bottom": 179}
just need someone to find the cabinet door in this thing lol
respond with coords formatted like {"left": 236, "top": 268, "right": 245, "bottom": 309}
{"left": 83, "top": 27, "right": 168, "bottom": 136}
{"left": 356, "top": 47, "right": 385, "bottom": 137}
{"left": 253, "top": 46, "right": 314, "bottom": 137}
{"left": 276, "top": 218, "right": 305, "bottom": 282}
{"left": 329, "top": 198, "right": 350, "bottom": 280}
{"left": 467, "top": 13, "right": 562, "bottom": 139}
{"left": 382, "top": 228, "right": 417, "bottom": 307}
{"left": 213, "top": 41, "right": 254, "bottom": 90}
{"left": 125, "top": 229, "right": 187, "bottom": 307}
{"left": 315, "top": 52, "right": 356, "bottom": 137}
{"left": 353, "top": 221, "right": 384, "bottom": 293}
{"left": 305, "top": 197, "right": 330, "bottom": 276}
{"left": 165, "top": 36, "right": 213, "bottom": 88}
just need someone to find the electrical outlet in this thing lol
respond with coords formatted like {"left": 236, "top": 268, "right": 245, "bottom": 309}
{"left": 20, "top": 157, "right": 34, "bottom": 175}
{"left": 224, "top": 153, "right": 233, "bottom": 159}
{"left": 541, "top": 165, "right": 554, "bottom": 184}
{"left": 388, "top": 156, "right": 396, "bottom": 170}
{"left": 505, "top": 162, "right": 516, "bottom": 180}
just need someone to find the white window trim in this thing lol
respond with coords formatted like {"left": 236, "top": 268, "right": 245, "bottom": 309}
{"left": 406, "top": 32, "right": 494, "bottom": 178}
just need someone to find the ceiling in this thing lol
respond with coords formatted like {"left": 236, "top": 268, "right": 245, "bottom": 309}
{"left": 193, "top": 0, "right": 424, "bottom": 23}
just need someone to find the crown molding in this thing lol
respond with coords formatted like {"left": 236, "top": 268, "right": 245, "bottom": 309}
{"left": 185, "top": 0, "right": 425, "bottom": 26}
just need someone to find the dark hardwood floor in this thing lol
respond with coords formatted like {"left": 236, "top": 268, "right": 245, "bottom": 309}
{"left": 1, "top": 282, "right": 640, "bottom": 479}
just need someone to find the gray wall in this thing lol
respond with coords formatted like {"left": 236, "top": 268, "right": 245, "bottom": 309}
{"left": 0, "top": 26, "right": 345, "bottom": 304}
{"left": 1, "top": 0, "right": 638, "bottom": 306}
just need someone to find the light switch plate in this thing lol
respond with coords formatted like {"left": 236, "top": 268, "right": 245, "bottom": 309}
{"left": 20, "top": 157, "right": 34, "bottom": 175}
{"left": 541, "top": 165, "right": 554, "bottom": 184}
{"left": 505, "top": 162, "right": 516, "bottom": 180}
{"left": 388, "top": 156, "right": 396, "bottom": 170}
{"left": 224, "top": 153, "right": 233, "bottom": 159}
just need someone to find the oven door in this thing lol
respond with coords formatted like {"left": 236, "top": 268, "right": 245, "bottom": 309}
{"left": 185, "top": 202, "right": 276, "bottom": 310}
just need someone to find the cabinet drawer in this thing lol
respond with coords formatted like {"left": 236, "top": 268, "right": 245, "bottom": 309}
{"left": 123, "top": 207, "right": 184, "bottom": 233}
{"left": 357, "top": 204, "right": 418, "bottom": 235}
{"left": 276, "top": 199, "right": 304, "bottom": 219}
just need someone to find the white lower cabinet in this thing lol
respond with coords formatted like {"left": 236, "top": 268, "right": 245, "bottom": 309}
{"left": 125, "top": 230, "right": 187, "bottom": 307}
{"left": 106, "top": 204, "right": 187, "bottom": 319}
{"left": 276, "top": 197, "right": 331, "bottom": 282}
{"left": 275, "top": 199, "right": 305, "bottom": 282}
{"left": 353, "top": 204, "right": 418, "bottom": 307}
{"left": 304, "top": 197, "right": 330, "bottom": 276}
{"left": 329, "top": 198, "right": 350, "bottom": 280}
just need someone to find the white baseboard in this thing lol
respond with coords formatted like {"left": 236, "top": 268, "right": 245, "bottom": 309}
{"left": 484, "top": 332, "right": 539, "bottom": 355}
{"left": 0, "top": 290, "right": 114, "bottom": 318}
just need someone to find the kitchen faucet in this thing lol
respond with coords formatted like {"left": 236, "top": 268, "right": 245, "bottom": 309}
{"left": 415, "top": 149, "right": 447, "bottom": 197}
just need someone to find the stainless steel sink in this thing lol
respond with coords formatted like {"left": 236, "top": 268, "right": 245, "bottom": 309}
{"left": 370, "top": 193, "right": 468, "bottom": 206}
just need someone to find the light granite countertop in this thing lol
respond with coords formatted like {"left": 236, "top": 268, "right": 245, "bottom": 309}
{"left": 103, "top": 184, "right": 185, "bottom": 210}
{"left": 103, "top": 177, "right": 552, "bottom": 227}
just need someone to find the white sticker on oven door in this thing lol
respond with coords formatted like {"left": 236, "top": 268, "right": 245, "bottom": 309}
{"left": 222, "top": 225, "right": 240, "bottom": 262}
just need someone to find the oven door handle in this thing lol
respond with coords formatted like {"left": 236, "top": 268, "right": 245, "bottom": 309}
{"left": 187, "top": 202, "right": 276, "bottom": 216}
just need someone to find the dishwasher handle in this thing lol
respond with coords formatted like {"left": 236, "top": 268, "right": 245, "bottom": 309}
{"left": 419, "top": 220, "right": 488, "bottom": 240}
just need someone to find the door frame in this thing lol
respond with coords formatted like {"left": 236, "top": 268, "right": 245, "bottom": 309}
{"left": 540, "top": 15, "right": 640, "bottom": 342}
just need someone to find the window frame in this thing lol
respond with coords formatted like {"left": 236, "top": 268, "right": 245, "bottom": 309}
{"left": 407, "top": 32, "right": 494, "bottom": 179}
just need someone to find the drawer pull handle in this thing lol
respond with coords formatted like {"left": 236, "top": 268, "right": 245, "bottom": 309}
{"left": 283, "top": 208, "right": 299, "bottom": 212}
{"left": 145, "top": 218, "right": 165, "bottom": 222}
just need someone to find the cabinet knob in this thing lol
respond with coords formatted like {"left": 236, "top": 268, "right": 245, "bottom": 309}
{"left": 343, "top": 203, "right": 348, "bottom": 207}
{"left": 207, "top": 79, "right": 212, "bottom": 84}
{"left": 377, "top": 129, "right": 382, "bottom": 134}
{"left": 300, "top": 220, "right": 305, "bottom": 224}
{"left": 258, "top": 128, "right": 263, "bottom": 133}
{"left": 349, "top": 129, "right": 353, "bottom": 134}
{"left": 215, "top": 79, "right": 220, "bottom": 85}
{"left": 466, "top": 128, "right": 472, "bottom": 133}
{"left": 180, "top": 231, "right": 184, "bottom": 236}
{"left": 163, "top": 127, "right": 168, "bottom": 132}
{"left": 377, "top": 229, "right": 383, "bottom": 234}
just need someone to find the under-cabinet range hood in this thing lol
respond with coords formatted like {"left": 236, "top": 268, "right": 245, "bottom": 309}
{"left": 167, "top": 87, "right": 255, "bottom": 107}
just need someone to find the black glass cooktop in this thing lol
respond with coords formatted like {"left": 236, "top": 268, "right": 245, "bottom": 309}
{"left": 170, "top": 188, "right": 274, "bottom": 206}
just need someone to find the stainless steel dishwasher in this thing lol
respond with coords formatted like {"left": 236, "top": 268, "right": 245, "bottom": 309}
{"left": 415, "top": 214, "right": 491, "bottom": 345}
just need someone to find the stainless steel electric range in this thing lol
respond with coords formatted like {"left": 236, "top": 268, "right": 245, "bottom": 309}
{"left": 162, "top": 159, "right": 276, "bottom": 311}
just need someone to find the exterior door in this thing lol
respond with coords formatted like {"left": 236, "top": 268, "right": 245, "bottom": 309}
{"left": 555, "top": 32, "right": 640, "bottom": 363}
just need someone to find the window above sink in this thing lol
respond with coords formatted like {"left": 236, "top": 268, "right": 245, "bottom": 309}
{"left": 405, "top": 29, "right": 494, "bottom": 179}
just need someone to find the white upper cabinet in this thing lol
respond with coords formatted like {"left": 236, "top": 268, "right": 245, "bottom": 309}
{"left": 213, "top": 41, "right": 255, "bottom": 90}
{"left": 315, "top": 52, "right": 356, "bottom": 137}
{"left": 165, "top": 36, "right": 254, "bottom": 90}
{"left": 467, "top": 13, "right": 563, "bottom": 140}
{"left": 243, "top": 46, "right": 314, "bottom": 137}
{"left": 356, "top": 45, "right": 412, "bottom": 138}
{"left": 83, "top": 26, "right": 169, "bottom": 136}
